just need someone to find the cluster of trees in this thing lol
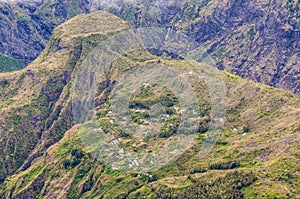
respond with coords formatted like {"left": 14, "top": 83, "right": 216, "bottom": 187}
{"left": 0, "top": 53, "right": 25, "bottom": 72}
{"left": 209, "top": 160, "right": 240, "bottom": 170}
{"left": 63, "top": 148, "right": 85, "bottom": 169}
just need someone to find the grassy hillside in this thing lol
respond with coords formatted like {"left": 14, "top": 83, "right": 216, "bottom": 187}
{"left": 0, "top": 53, "right": 25, "bottom": 72}
{"left": 2, "top": 63, "right": 299, "bottom": 198}
{"left": 0, "top": 11, "right": 299, "bottom": 199}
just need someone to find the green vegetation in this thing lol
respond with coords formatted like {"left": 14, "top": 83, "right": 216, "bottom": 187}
{"left": 209, "top": 160, "right": 240, "bottom": 170}
{"left": 155, "top": 171, "right": 257, "bottom": 198}
{"left": 0, "top": 53, "right": 25, "bottom": 72}
{"left": 63, "top": 148, "right": 85, "bottom": 169}
{"left": 0, "top": 11, "right": 299, "bottom": 199}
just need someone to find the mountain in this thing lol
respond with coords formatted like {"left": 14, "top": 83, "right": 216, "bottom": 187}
{"left": 0, "top": 0, "right": 90, "bottom": 66}
{"left": 0, "top": 11, "right": 299, "bottom": 198}
{"left": 0, "top": 10, "right": 130, "bottom": 182}
{"left": 0, "top": 0, "right": 299, "bottom": 96}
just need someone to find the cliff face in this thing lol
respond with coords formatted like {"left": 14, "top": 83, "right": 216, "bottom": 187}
{"left": 0, "top": 0, "right": 90, "bottom": 65}
{"left": 184, "top": 0, "right": 300, "bottom": 95}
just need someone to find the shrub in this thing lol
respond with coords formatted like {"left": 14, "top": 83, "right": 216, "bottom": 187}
{"left": 71, "top": 148, "right": 84, "bottom": 159}
{"left": 63, "top": 159, "right": 71, "bottom": 169}
{"left": 209, "top": 160, "right": 240, "bottom": 170}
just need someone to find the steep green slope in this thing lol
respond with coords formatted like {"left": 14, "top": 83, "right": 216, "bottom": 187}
{"left": 0, "top": 11, "right": 299, "bottom": 199}
{"left": 0, "top": 10, "right": 130, "bottom": 182}
{"left": 2, "top": 65, "right": 300, "bottom": 198}
{"left": 0, "top": 53, "right": 25, "bottom": 72}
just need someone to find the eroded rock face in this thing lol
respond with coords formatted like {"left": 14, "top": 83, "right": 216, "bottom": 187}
{"left": 0, "top": 2, "right": 45, "bottom": 64}
{"left": 42, "top": 71, "right": 71, "bottom": 103}
{"left": 0, "top": 0, "right": 299, "bottom": 95}
{"left": 0, "top": 0, "right": 89, "bottom": 64}
{"left": 194, "top": 0, "right": 300, "bottom": 95}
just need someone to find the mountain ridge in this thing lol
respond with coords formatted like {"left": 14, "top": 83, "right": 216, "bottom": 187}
{"left": 0, "top": 0, "right": 299, "bottom": 95}
{"left": 0, "top": 11, "right": 299, "bottom": 198}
